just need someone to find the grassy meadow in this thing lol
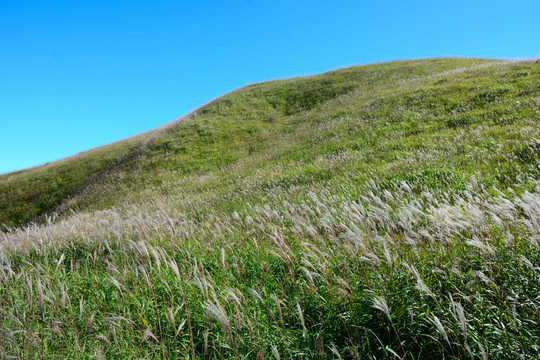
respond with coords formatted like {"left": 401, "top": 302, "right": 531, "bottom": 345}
{"left": 0, "top": 58, "right": 539, "bottom": 359}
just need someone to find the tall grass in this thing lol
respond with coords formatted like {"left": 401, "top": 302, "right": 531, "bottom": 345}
{"left": 1, "top": 58, "right": 539, "bottom": 358}
{"left": 1, "top": 172, "right": 539, "bottom": 358}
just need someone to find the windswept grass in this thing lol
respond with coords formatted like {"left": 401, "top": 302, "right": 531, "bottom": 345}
{"left": 1, "top": 58, "right": 539, "bottom": 359}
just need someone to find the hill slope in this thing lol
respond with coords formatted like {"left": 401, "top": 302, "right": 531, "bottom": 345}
{"left": 4, "top": 57, "right": 537, "bottom": 229}
{"left": 1, "top": 58, "right": 539, "bottom": 359}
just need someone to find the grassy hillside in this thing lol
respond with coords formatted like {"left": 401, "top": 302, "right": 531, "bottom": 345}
{"left": 1, "top": 58, "right": 539, "bottom": 359}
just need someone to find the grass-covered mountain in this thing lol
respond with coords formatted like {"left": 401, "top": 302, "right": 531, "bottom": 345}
{"left": 1, "top": 58, "right": 539, "bottom": 359}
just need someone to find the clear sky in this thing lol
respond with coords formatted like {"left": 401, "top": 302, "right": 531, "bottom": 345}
{"left": 1, "top": 0, "right": 539, "bottom": 174}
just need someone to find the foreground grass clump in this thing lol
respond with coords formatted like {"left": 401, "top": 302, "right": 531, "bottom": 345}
{"left": 1, "top": 178, "right": 539, "bottom": 359}
{"left": 1, "top": 58, "right": 540, "bottom": 358}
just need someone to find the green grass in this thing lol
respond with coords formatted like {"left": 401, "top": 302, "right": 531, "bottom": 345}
{"left": 0, "top": 58, "right": 539, "bottom": 359}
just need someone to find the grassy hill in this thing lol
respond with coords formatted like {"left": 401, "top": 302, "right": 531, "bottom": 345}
{"left": 0, "top": 58, "right": 539, "bottom": 359}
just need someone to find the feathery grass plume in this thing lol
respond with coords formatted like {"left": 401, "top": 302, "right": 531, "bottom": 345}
{"left": 478, "top": 342, "right": 488, "bottom": 360}
{"left": 466, "top": 237, "right": 495, "bottom": 255}
{"left": 221, "top": 247, "right": 227, "bottom": 269}
{"left": 248, "top": 288, "right": 264, "bottom": 303}
{"left": 108, "top": 276, "right": 124, "bottom": 296}
{"left": 174, "top": 318, "right": 187, "bottom": 340}
{"left": 385, "top": 346, "right": 402, "bottom": 359}
{"left": 328, "top": 344, "right": 342, "bottom": 359}
{"left": 36, "top": 277, "right": 45, "bottom": 319}
{"left": 452, "top": 300, "right": 468, "bottom": 344}
{"left": 149, "top": 246, "right": 162, "bottom": 273}
{"left": 25, "top": 275, "right": 33, "bottom": 310}
{"left": 270, "top": 344, "right": 280, "bottom": 360}
{"left": 300, "top": 267, "right": 317, "bottom": 289}
{"left": 95, "top": 346, "right": 106, "bottom": 360}
{"left": 296, "top": 303, "right": 307, "bottom": 335}
{"left": 79, "top": 298, "right": 85, "bottom": 319}
{"left": 204, "top": 300, "right": 231, "bottom": 333}
{"left": 141, "top": 326, "right": 158, "bottom": 343}
{"left": 271, "top": 294, "right": 284, "bottom": 323}
{"left": 87, "top": 311, "right": 95, "bottom": 333}
{"left": 403, "top": 262, "right": 435, "bottom": 298}
{"left": 372, "top": 295, "right": 390, "bottom": 319}
{"left": 55, "top": 252, "right": 65, "bottom": 271}
{"left": 95, "top": 334, "right": 111, "bottom": 348}
{"left": 359, "top": 252, "right": 381, "bottom": 266}
{"left": 225, "top": 288, "right": 241, "bottom": 304}
{"left": 400, "top": 181, "right": 412, "bottom": 194}
{"left": 167, "top": 259, "right": 181, "bottom": 280}
{"left": 520, "top": 255, "right": 539, "bottom": 273}
{"left": 429, "top": 315, "right": 450, "bottom": 345}
{"left": 59, "top": 281, "right": 70, "bottom": 308}
{"left": 203, "top": 329, "right": 209, "bottom": 356}
{"left": 338, "top": 278, "right": 353, "bottom": 301}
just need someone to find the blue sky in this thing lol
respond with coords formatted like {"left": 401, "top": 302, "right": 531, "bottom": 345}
{"left": 1, "top": 0, "right": 539, "bottom": 174}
